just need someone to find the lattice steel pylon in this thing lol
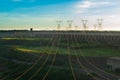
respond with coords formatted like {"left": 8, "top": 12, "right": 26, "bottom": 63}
{"left": 75, "top": 26, "right": 78, "bottom": 30}
{"left": 93, "top": 24, "right": 97, "bottom": 31}
{"left": 97, "top": 19, "right": 103, "bottom": 31}
{"left": 67, "top": 20, "right": 73, "bottom": 30}
{"left": 56, "top": 20, "right": 62, "bottom": 30}
{"left": 82, "top": 20, "right": 88, "bottom": 31}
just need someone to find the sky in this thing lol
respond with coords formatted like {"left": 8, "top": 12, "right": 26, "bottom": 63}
{"left": 0, "top": 0, "right": 120, "bottom": 31}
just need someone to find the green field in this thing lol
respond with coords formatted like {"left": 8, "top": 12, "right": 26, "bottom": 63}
{"left": 0, "top": 37, "right": 120, "bottom": 80}
{"left": 0, "top": 37, "right": 120, "bottom": 57}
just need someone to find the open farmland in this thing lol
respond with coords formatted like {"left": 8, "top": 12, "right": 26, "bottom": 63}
{"left": 0, "top": 31, "right": 120, "bottom": 80}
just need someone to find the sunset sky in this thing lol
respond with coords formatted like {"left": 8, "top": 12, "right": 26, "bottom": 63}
{"left": 0, "top": 0, "right": 120, "bottom": 31}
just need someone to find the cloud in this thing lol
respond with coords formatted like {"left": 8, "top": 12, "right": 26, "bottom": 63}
{"left": 75, "top": 0, "right": 114, "bottom": 14}
{"left": 77, "top": 1, "right": 92, "bottom": 8}
{"left": 12, "top": 0, "right": 35, "bottom": 2}
{"left": 78, "top": 1, "right": 113, "bottom": 8}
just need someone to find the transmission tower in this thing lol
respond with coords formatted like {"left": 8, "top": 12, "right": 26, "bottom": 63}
{"left": 56, "top": 20, "right": 62, "bottom": 30}
{"left": 97, "top": 19, "right": 103, "bottom": 31}
{"left": 93, "top": 24, "right": 97, "bottom": 31}
{"left": 75, "top": 26, "right": 78, "bottom": 30}
{"left": 82, "top": 20, "right": 88, "bottom": 31}
{"left": 67, "top": 20, "right": 73, "bottom": 30}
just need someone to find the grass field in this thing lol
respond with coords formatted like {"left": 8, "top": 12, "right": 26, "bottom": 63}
{"left": 0, "top": 37, "right": 120, "bottom": 80}
{"left": 0, "top": 37, "right": 120, "bottom": 57}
